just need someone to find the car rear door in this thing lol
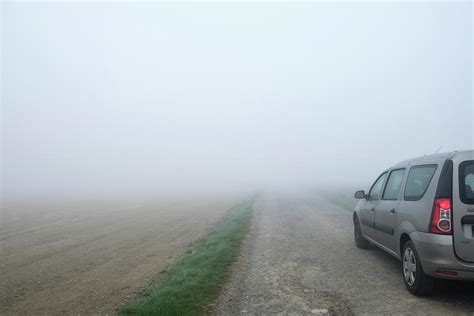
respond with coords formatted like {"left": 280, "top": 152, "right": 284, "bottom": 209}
{"left": 374, "top": 168, "right": 406, "bottom": 251}
{"left": 453, "top": 152, "right": 474, "bottom": 262}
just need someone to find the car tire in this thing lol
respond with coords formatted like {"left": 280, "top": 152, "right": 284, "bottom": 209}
{"left": 402, "top": 240, "right": 435, "bottom": 296}
{"left": 353, "top": 215, "right": 369, "bottom": 249}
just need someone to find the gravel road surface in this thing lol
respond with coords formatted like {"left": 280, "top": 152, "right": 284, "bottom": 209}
{"left": 216, "top": 192, "right": 474, "bottom": 315}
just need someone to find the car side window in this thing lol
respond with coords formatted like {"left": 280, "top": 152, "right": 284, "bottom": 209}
{"left": 404, "top": 164, "right": 437, "bottom": 201}
{"left": 382, "top": 169, "right": 406, "bottom": 200}
{"left": 459, "top": 161, "right": 474, "bottom": 204}
{"left": 368, "top": 172, "right": 387, "bottom": 201}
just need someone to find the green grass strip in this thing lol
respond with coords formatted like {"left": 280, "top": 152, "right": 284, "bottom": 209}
{"left": 119, "top": 196, "right": 256, "bottom": 316}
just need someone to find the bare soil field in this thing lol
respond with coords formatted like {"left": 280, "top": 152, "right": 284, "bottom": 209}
{"left": 0, "top": 195, "right": 238, "bottom": 315}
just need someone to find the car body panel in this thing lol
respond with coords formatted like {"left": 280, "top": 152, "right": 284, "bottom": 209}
{"left": 411, "top": 231, "right": 474, "bottom": 280}
{"left": 358, "top": 199, "right": 378, "bottom": 239}
{"left": 374, "top": 198, "right": 401, "bottom": 252}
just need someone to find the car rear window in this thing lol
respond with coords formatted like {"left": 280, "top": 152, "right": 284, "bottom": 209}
{"left": 404, "top": 165, "right": 437, "bottom": 201}
{"left": 459, "top": 160, "right": 474, "bottom": 204}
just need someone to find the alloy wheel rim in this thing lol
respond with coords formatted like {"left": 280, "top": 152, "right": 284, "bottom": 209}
{"left": 403, "top": 247, "right": 417, "bottom": 286}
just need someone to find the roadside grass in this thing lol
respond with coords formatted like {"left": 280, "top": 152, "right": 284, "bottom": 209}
{"left": 119, "top": 197, "right": 255, "bottom": 316}
{"left": 320, "top": 190, "right": 357, "bottom": 212}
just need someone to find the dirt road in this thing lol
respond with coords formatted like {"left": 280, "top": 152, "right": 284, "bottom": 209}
{"left": 216, "top": 193, "right": 474, "bottom": 315}
{"left": 0, "top": 196, "right": 237, "bottom": 315}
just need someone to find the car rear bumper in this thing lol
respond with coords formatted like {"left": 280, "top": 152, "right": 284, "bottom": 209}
{"left": 410, "top": 231, "right": 474, "bottom": 280}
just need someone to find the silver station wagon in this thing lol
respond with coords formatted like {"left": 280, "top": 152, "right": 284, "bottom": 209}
{"left": 353, "top": 150, "right": 474, "bottom": 295}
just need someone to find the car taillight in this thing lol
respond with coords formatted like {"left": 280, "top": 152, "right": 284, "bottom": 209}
{"left": 429, "top": 198, "right": 452, "bottom": 235}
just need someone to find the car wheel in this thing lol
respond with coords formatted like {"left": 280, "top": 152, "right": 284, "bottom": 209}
{"left": 402, "top": 240, "right": 435, "bottom": 296}
{"left": 353, "top": 215, "right": 369, "bottom": 249}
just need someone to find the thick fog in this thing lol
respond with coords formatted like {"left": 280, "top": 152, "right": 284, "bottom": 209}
{"left": 1, "top": 2, "right": 473, "bottom": 200}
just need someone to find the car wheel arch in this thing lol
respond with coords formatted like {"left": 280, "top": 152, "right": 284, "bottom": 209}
{"left": 400, "top": 233, "right": 411, "bottom": 259}
{"left": 397, "top": 220, "right": 417, "bottom": 256}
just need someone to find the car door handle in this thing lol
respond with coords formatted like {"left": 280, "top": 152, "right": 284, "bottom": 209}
{"left": 390, "top": 209, "right": 396, "bottom": 214}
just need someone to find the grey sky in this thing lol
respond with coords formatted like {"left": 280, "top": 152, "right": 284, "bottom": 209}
{"left": 1, "top": 1, "right": 472, "bottom": 198}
